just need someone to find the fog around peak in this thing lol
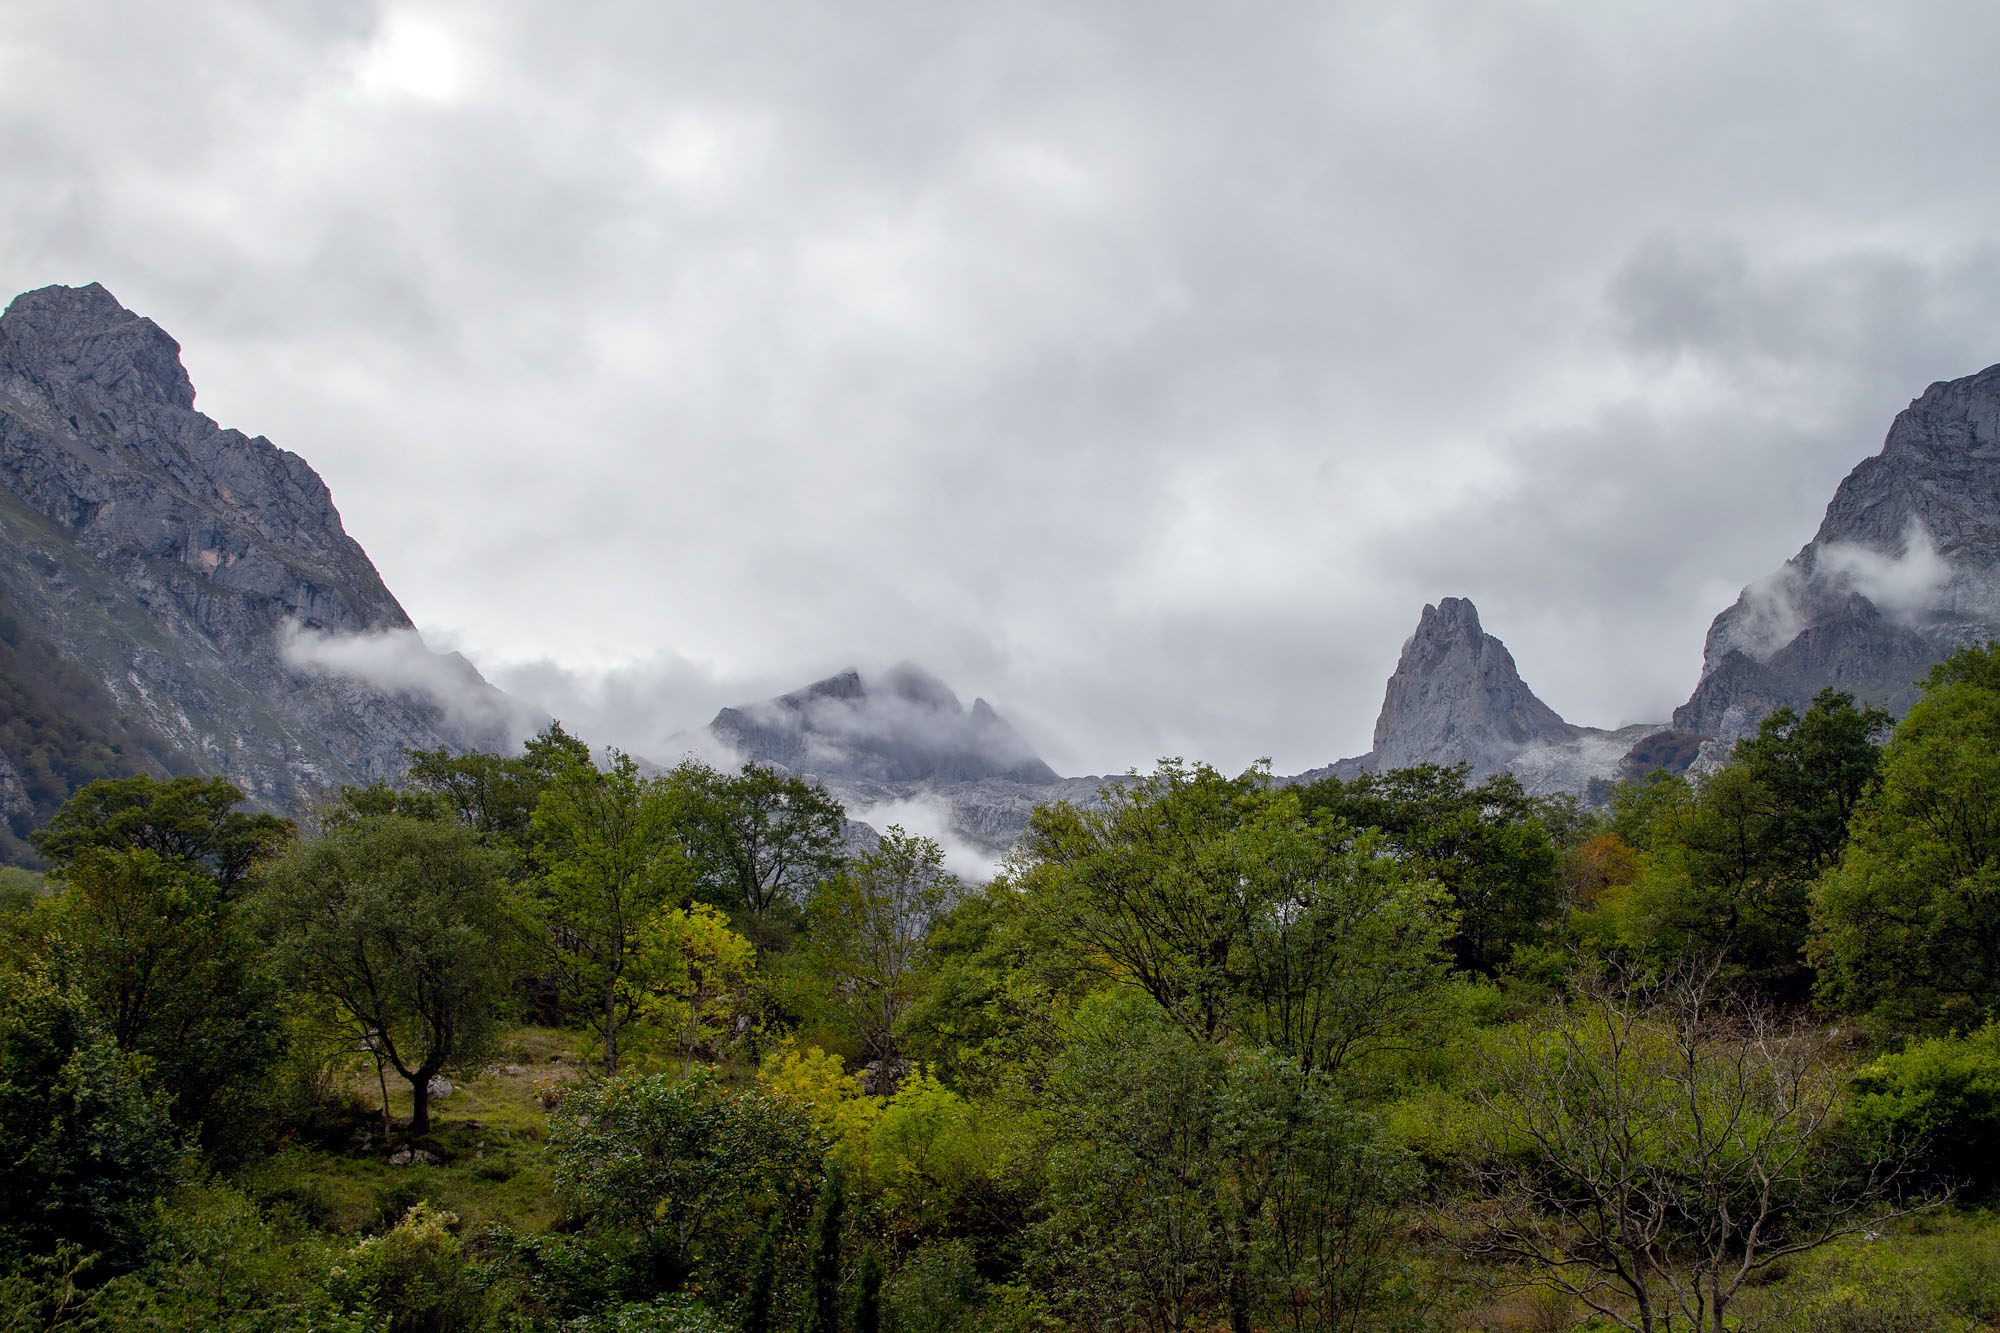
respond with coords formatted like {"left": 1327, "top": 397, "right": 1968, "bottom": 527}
{"left": 12, "top": 2, "right": 2000, "bottom": 771}
{"left": 278, "top": 622, "right": 549, "bottom": 746}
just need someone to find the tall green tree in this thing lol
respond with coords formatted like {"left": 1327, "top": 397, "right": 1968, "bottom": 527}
{"left": 803, "top": 1162, "right": 847, "bottom": 1333}
{"left": 258, "top": 816, "right": 515, "bottom": 1135}
{"left": 31, "top": 847, "right": 283, "bottom": 1146}
{"left": 806, "top": 826, "right": 960, "bottom": 1062}
{"left": 0, "top": 960, "right": 180, "bottom": 1261}
{"left": 1814, "top": 647, "right": 2000, "bottom": 1031}
{"left": 402, "top": 721, "right": 595, "bottom": 857}
{"left": 1735, "top": 687, "right": 1892, "bottom": 870}
{"left": 1293, "top": 764, "right": 1560, "bottom": 974}
{"left": 1021, "top": 762, "right": 1457, "bottom": 1074}
{"left": 1034, "top": 991, "right": 1412, "bottom": 1333}
{"left": 530, "top": 750, "right": 683, "bottom": 1073}
{"left": 1613, "top": 690, "right": 1888, "bottom": 996}
{"left": 673, "top": 761, "right": 847, "bottom": 927}
{"left": 30, "top": 774, "right": 292, "bottom": 898}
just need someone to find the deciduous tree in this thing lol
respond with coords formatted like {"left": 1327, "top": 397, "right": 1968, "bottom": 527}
{"left": 529, "top": 750, "right": 683, "bottom": 1073}
{"left": 31, "top": 774, "right": 291, "bottom": 898}
{"left": 806, "top": 826, "right": 960, "bottom": 1062}
{"left": 1813, "top": 647, "right": 2000, "bottom": 1031}
{"left": 672, "top": 761, "right": 847, "bottom": 927}
{"left": 258, "top": 816, "right": 515, "bottom": 1135}
{"left": 1453, "top": 959, "right": 1909, "bottom": 1333}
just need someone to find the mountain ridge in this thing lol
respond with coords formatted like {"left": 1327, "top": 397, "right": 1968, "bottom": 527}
{"left": 1676, "top": 362, "right": 2000, "bottom": 740}
{"left": 0, "top": 282, "right": 532, "bottom": 849}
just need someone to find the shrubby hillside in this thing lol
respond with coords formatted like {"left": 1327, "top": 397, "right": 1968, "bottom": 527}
{"left": 4, "top": 653, "right": 2000, "bottom": 1331}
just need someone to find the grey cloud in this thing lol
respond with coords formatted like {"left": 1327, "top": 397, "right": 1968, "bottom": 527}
{"left": 279, "top": 622, "right": 548, "bottom": 745}
{"left": 1817, "top": 521, "right": 1955, "bottom": 622}
{"left": 8, "top": 2, "right": 2000, "bottom": 775}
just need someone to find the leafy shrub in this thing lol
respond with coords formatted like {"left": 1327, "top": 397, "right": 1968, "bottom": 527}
{"left": 492, "top": 1229, "right": 637, "bottom": 1322}
{"left": 254, "top": 1176, "right": 339, "bottom": 1233}
{"left": 886, "top": 1239, "right": 986, "bottom": 1333}
{"left": 0, "top": 961, "right": 181, "bottom": 1262}
{"left": 548, "top": 1067, "right": 826, "bottom": 1297}
{"left": 1848, "top": 1025, "right": 2000, "bottom": 1198}
{"left": 596, "top": 1292, "right": 734, "bottom": 1333}
{"left": 371, "top": 1176, "right": 436, "bottom": 1233}
{"left": 328, "top": 1201, "right": 490, "bottom": 1333}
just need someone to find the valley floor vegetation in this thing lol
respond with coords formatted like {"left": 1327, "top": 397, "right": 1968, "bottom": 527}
{"left": 5, "top": 650, "right": 2000, "bottom": 1332}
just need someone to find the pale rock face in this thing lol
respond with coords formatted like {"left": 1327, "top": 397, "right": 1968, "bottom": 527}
{"left": 1677, "top": 363, "right": 2000, "bottom": 740}
{"left": 1292, "top": 596, "right": 1684, "bottom": 800}
{"left": 1369, "top": 597, "right": 1575, "bottom": 774}
{"left": 707, "top": 663, "right": 1060, "bottom": 785}
{"left": 0, "top": 283, "right": 532, "bottom": 814}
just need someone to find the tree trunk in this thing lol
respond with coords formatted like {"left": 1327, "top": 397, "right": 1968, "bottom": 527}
{"left": 410, "top": 1072, "right": 431, "bottom": 1136}
{"left": 604, "top": 985, "right": 619, "bottom": 1074}
{"left": 1227, "top": 1256, "right": 1253, "bottom": 1333}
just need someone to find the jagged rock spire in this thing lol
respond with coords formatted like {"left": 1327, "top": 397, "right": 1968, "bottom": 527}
{"left": 1370, "top": 597, "right": 1574, "bottom": 774}
{"left": 1676, "top": 362, "right": 2000, "bottom": 740}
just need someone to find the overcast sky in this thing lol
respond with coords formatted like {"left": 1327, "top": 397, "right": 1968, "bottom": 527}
{"left": 6, "top": 0, "right": 2000, "bottom": 776}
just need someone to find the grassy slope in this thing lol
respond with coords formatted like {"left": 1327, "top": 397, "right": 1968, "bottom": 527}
{"left": 247, "top": 1027, "right": 584, "bottom": 1237}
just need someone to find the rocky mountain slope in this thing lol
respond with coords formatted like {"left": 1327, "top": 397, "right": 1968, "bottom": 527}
{"left": 1295, "top": 596, "right": 1694, "bottom": 797}
{"left": 708, "top": 664, "right": 1059, "bottom": 785}
{"left": 0, "top": 282, "right": 531, "bottom": 853}
{"left": 1675, "top": 363, "right": 2000, "bottom": 741}
{"left": 1304, "top": 365, "right": 2000, "bottom": 799}
{"left": 685, "top": 665, "right": 1112, "bottom": 856}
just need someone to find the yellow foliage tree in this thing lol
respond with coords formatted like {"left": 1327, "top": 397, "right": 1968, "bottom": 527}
{"left": 642, "top": 902, "right": 756, "bottom": 1071}
{"left": 757, "top": 1040, "right": 884, "bottom": 1160}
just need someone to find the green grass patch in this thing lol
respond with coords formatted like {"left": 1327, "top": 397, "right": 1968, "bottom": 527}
{"left": 245, "top": 1025, "right": 587, "bottom": 1236}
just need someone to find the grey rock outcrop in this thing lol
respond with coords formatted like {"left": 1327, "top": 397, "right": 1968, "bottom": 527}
{"left": 0, "top": 282, "right": 537, "bottom": 823}
{"left": 1676, "top": 363, "right": 2000, "bottom": 740}
{"left": 1368, "top": 597, "right": 1574, "bottom": 774}
{"left": 684, "top": 664, "right": 1114, "bottom": 859}
{"left": 1296, "top": 597, "right": 1683, "bottom": 798}
{"left": 708, "top": 663, "right": 1060, "bottom": 785}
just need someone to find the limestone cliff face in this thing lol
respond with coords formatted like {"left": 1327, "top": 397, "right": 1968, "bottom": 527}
{"left": 0, "top": 282, "right": 530, "bottom": 828}
{"left": 1368, "top": 597, "right": 1575, "bottom": 773}
{"left": 708, "top": 663, "right": 1060, "bottom": 786}
{"left": 1294, "top": 596, "right": 1687, "bottom": 799}
{"left": 1676, "top": 364, "right": 2000, "bottom": 740}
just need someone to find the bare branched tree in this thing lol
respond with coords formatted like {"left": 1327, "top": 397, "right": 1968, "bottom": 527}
{"left": 1451, "top": 958, "right": 1919, "bottom": 1333}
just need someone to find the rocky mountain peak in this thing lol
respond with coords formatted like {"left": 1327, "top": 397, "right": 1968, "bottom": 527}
{"left": 0, "top": 282, "right": 407, "bottom": 639}
{"left": 1677, "top": 362, "right": 2000, "bottom": 740}
{"left": 2, "top": 281, "right": 198, "bottom": 416}
{"left": 706, "top": 665, "right": 1059, "bottom": 785}
{"left": 1370, "top": 596, "right": 1574, "bottom": 773}
{"left": 0, "top": 282, "right": 526, "bottom": 831}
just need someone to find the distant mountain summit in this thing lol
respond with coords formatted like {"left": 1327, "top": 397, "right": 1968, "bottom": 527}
{"left": 1676, "top": 363, "right": 2000, "bottom": 740}
{"left": 678, "top": 664, "right": 1112, "bottom": 860}
{"left": 707, "top": 663, "right": 1060, "bottom": 784}
{"left": 1368, "top": 597, "right": 1574, "bottom": 772}
{"left": 1300, "top": 597, "right": 1691, "bottom": 796}
{"left": 1297, "top": 364, "right": 2000, "bottom": 799}
{"left": 0, "top": 282, "right": 531, "bottom": 850}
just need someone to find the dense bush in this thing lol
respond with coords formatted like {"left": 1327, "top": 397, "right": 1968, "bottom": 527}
{"left": 0, "top": 961, "right": 180, "bottom": 1263}
{"left": 1848, "top": 1024, "right": 2000, "bottom": 1199}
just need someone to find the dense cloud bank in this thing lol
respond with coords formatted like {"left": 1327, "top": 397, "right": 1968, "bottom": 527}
{"left": 8, "top": 2, "right": 2000, "bottom": 772}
